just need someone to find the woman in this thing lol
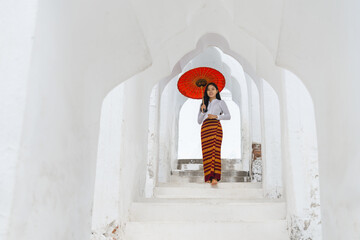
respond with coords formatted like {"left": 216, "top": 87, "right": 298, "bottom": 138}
{"left": 198, "top": 83, "right": 231, "bottom": 185}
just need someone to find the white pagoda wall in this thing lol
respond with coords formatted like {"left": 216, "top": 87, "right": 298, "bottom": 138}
{"left": 0, "top": 1, "right": 38, "bottom": 238}
{"left": 1, "top": 1, "right": 359, "bottom": 239}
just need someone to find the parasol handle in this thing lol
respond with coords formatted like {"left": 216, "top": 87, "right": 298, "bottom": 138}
{"left": 200, "top": 86, "right": 204, "bottom": 105}
{"left": 200, "top": 86, "right": 205, "bottom": 113}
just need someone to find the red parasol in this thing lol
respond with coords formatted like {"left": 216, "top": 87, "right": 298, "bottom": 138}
{"left": 177, "top": 67, "right": 226, "bottom": 104}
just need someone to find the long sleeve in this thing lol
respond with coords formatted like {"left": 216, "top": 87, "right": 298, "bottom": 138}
{"left": 217, "top": 100, "right": 231, "bottom": 120}
{"left": 198, "top": 104, "right": 206, "bottom": 124}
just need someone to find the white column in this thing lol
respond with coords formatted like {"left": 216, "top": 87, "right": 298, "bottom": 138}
{"left": 260, "top": 80, "right": 283, "bottom": 198}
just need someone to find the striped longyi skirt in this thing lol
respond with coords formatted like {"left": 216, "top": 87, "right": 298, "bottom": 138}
{"left": 200, "top": 118, "right": 223, "bottom": 182}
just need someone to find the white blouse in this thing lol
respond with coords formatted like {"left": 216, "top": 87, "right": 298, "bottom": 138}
{"left": 197, "top": 98, "right": 231, "bottom": 125}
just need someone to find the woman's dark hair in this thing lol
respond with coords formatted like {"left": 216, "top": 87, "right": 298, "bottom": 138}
{"left": 200, "top": 82, "right": 222, "bottom": 112}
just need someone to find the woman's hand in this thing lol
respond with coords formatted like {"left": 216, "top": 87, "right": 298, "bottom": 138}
{"left": 207, "top": 114, "right": 218, "bottom": 119}
{"left": 201, "top": 104, "right": 206, "bottom": 112}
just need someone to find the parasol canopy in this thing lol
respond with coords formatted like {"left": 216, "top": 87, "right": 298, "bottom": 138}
{"left": 177, "top": 67, "right": 226, "bottom": 100}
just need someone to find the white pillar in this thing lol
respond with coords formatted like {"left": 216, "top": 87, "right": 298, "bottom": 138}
{"left": 260, "top": 80, "right": 283, "bottom": 198}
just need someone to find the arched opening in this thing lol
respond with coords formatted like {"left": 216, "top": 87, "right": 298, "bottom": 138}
{"left": 90, "top": 33, "right": 321, "bottom": 239}
{"left": 150, "top": 46, "right": 262, "bottom": 185}
{"left": 177, "top": 89, "right": 241, "bottom": 160}
{"left": 176, "top": 88, "right": 242, "bottom": 182}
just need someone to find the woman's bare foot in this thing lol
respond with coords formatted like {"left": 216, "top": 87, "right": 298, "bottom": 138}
{"left": 206, "top": 180, "right": 211, "bottom": 183}
{"left": 211, "top": 179, "right": 218, "bottom": 185}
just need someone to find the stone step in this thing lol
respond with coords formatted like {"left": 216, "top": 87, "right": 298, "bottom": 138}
{"left": 138, "top": 197, "right": 276, "bottom": 203}
{"left": 177, "top": 158, "right": 243, "bottom": 171}
{"left": 178, "top": 163, "right": 243, "bottom": 171}
{"left": 169, "top": 174, "right": 251, "bottom": 183}
{"left": 171, "top": 169, "right": 249, "bottom": 177}
{"left": 177, "top": 158, "right": 241, "bottom": 165}
{"left": 123, "top": 221, "right": 289, "bottom": 240}
{"left": 153, "top": 184, "right": 263, "bottom": 198}
{"left": 129, "top": 199, "right": 286, "bottom": 222}
{"left": 156, "top": 182, "right": 262, "bottom": 189}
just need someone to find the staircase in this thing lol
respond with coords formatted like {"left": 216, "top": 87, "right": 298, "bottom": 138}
{"left": 171, "top": 158, "right": 251, "bottom": 182}
{"left": 123, "top": 159, "right": 289, "bottom": 240}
